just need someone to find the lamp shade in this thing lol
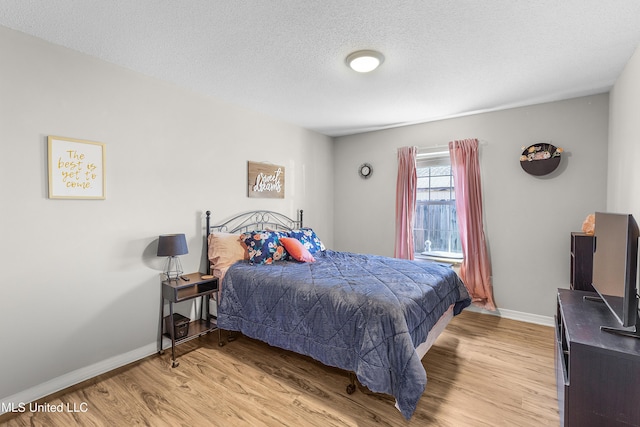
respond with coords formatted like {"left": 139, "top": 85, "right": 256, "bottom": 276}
{"left": 157, "top": 234, "right": 188, "bottom": 257}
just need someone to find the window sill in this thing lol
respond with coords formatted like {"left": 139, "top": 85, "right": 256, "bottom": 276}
{"left": 414, "top": 253, "right": 463, "bottom": 265}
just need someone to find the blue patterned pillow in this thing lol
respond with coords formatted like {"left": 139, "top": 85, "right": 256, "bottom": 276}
{"left": 240, "top": 230, "right": 289, "bottom": 265}
{"left": 288, "top": 228, "right": 325, "bottom": 254}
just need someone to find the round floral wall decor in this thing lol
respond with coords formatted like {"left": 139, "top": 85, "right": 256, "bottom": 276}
{"left": 520, "top": 143, "right": 563, "bottom": 176}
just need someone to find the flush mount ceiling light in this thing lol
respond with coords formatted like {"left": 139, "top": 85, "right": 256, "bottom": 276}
{"left": 346, "top": 50, "right": 385, "bottom": 73}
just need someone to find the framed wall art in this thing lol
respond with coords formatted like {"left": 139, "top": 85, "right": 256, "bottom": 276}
{"left": 48, "top": 135, "right": 106, "bottom": 199}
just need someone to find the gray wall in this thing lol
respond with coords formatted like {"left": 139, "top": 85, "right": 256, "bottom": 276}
{"left": 333, "top": 94, "right": 610, "bottom": 319}
{"left": 0, "top": 26, "right": 334, "bottom": 403}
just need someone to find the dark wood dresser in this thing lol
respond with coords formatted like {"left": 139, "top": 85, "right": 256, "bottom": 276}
{"left": 555, "top": 288, "right": 640, "bottom": 426}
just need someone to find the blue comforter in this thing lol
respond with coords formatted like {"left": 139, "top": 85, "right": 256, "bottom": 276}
{"left": 218, "top": 250, "right": 470, "bottom": 419}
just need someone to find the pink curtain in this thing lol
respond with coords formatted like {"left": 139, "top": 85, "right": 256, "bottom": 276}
{"left": 394, "top": 146, "right": 417, "bottom": 260}
{"left": 449, "top": 139, "right": 496, "bottom": 310}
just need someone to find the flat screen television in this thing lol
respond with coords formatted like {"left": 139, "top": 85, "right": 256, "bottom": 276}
{"left": 590, "top": 212, "right": 640, "bottom": 338}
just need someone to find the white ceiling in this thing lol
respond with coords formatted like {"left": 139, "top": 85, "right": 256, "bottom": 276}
{"left": 1, "top": 1, "right": 640, "bottom": 137}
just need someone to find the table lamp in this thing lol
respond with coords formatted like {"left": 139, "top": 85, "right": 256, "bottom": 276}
{"left": 157, "top": 233, "right": 188, "bottom": 280}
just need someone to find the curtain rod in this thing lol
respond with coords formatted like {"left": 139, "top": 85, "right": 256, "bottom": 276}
{"left": 416, "top": 140, "right": 488, "bottom": 151}
{"left": 395, "top": 140, "right": 488, "bottom": 156}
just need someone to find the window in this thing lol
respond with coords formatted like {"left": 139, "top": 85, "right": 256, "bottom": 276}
{"left": 414, "top": 154, "right": 462, "bottom": 260}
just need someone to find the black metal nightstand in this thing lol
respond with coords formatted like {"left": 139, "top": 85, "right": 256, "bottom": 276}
{"left": 158, "top": 272, "right": 221, "bottom": 367}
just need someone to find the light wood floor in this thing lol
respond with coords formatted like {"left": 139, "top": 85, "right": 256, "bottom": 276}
{"left": 0, "top": 311, "right": 559, "bottom": 426}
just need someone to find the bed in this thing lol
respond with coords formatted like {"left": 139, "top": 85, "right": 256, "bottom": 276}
{"left": 205, "top": 210, "right": 470, "bottom": 419}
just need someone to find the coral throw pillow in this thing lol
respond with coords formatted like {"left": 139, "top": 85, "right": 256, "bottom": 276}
{"left": 279, "top": 237, "right": 316, "bottom": 263}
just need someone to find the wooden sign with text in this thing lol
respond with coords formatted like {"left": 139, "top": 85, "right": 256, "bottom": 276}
{"left": 248, "top": 161, "right": 285, "bottom": 199}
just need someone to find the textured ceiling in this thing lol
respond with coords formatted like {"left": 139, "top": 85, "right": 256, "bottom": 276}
{"left": 1, "top": 1, "right": 640, "bottom": 136}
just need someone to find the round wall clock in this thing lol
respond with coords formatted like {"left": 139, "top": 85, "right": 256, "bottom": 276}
{"left": 359, "top": 163, "right": 373, "bottom": 179}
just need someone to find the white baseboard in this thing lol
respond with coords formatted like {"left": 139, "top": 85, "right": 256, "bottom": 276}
{"left": 465, "top": 305, "right": 555, "bottom": 327}
{"left": 0, "top": 343, "right": 157, "bottom": 415}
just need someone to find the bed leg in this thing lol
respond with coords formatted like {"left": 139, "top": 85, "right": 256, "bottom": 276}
{"left": 346, "top": 373, "right": 356, "bottom": 394}
{"left": 218, "top": 328, "right": 224, "bottom": 347}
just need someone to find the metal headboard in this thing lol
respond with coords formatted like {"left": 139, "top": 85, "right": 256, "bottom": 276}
{"left": 206, "top": 209, "right": 303, "bottom": 236}
{"left": 205, "top": 209, "right": 303, "bottom": 275}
